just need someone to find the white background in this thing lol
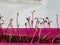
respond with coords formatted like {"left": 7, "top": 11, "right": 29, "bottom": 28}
{"left": 0, "top": 0, "right": 60, "bottom": 28}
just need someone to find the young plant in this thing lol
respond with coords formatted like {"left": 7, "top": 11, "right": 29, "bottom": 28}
{"left": 46, "top": 17, "right": 52, "bottom": 28}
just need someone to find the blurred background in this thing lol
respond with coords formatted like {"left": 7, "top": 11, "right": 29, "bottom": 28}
{"left": 0, "top": 0, "right": 60, "bottom": 28}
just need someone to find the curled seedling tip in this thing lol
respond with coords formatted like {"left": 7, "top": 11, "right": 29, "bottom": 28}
{"left": 17, "top": 13, "right": 19, "bottom": 16}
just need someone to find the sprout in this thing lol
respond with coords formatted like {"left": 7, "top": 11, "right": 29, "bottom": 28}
{"left": 46, "top": 17, "right": 52, "bottom": 25}
{"left": 34, "top": 17, "right": 41, "bottom": 27}
{"left": 18, "top": 24, "right": 20, "bottom": 28}
{"left": 10, "top": 18, "right": 13, "bottom": 21}
{"left": 17, "top": 13, "right": 19, "bottom": 16}
{"left": 26, "top": 18, "right": 29, "bottom": 22}
{"left": 45, "top": 17, "right": 52, "bottom": 28}
{"left": 40, "top": 18, "right": 47, "bottom": 25}
{"left": 0, "top": 15, "right": 3, "bottom": 19}
{"left": 33, "top": 10, "right": 36, "bottom": 13}
{"left": 26, "top": 16, "right": 31, "bottom": 22}
{"left": 46, "top": 17, "right": 49, "bottom": 19}
{"left": 25, "top": 22, "right": 27, "bottom": 27}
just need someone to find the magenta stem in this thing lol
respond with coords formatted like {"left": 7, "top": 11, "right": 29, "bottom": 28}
{"left": 31, "top": 21, "right": 37, "bottom": 43}
{"left": 31, "top": 30, "right": 37, "bottom": 43}
{"left": 38, "top": 28, "right": 42, "bottom": 43}
{"left": 17, "top": 15, "right": 19, "bottom": 42}
{"left": 51, "top": 34, "right": 60, "bottom": 45}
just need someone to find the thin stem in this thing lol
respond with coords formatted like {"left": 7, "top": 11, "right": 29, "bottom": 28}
{"left": 31, "top": 27, "right": 38, "bottom": 43}
{"left": 32, "top": 13, "right": 33, "bottom": 28}
{"left": 56, "top": 15, "right": 59, "bottom": 28}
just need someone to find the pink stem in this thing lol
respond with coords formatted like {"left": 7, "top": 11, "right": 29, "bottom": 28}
{"left": 35, "top": 20, "right": 38, "bottom": 27}
{"left": 5, "top": 24, "right": 11, "bottom": 34}
{"left": 17, "top": 15, "right": 19, "bottom": 42}
{"left": 43, "top": 32, "right": 51, "bottom": 43}
{"left": 9, "top": 35, "right": 11, "bottom": 43}
{"left": 49, "top": 24, "right": 50, "bottom": 28}
{"left": 28, "top": 22, "right": 31, "bottom": 28}
{"left": 43, "top": 23, "right": 45, "bottom": 28}
{"left": 31, "top": 20, "right": 38, "bottom": 43}
{"left": 31, "top": 30, "right": 37, "bottom": 43}
{"left": 51, "top": 34, "right": 60, "bottom": 45}
{"left": 38, "top": 28, "right": 42, "bottom": 43}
